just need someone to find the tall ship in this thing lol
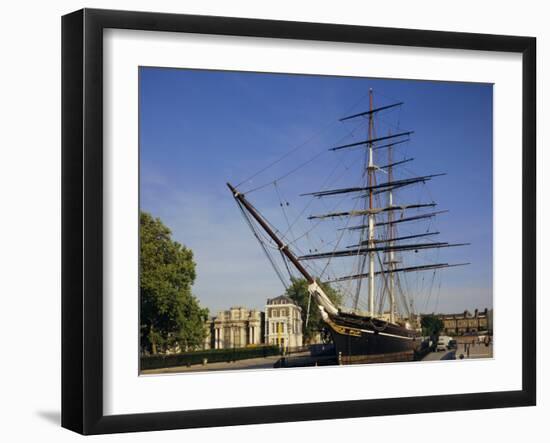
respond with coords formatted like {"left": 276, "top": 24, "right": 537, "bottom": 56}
{"left": 227, "top": 89, "right": 469, "bottom": 361}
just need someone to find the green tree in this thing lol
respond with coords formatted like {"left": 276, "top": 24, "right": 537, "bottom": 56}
{"left": 140, "top": 211, "right": 208, "bottom": 354}
{"left": 420, "top": 314, "right": 444, "bottom": 337}
{"left": 285, "top": 277, "right": 343, "bottom": 344}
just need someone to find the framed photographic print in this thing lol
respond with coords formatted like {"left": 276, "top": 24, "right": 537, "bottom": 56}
{"left": 61, "top": 8, "right": 536, "bottom": 435}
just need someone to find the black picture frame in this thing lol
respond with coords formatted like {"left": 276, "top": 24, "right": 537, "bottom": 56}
{"left": 61, "top": 8, "right": 536, "bottom": 435}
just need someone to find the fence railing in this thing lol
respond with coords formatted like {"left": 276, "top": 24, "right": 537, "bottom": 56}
{"left": 141, "top": 345, "right": 280, "bottom": 370}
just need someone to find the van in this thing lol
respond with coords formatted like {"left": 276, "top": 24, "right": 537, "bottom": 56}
{"left": 436, "top": 336, "right": 452, "bottom": 351}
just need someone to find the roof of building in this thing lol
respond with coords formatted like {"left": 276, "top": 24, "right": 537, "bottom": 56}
{"left": 266, "top": 295, "right": 297, "bottom": 306}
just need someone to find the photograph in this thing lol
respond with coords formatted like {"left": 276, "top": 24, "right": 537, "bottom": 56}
{"left": 0, "top": 0, "right": 542, "bottom": 440}
{"left": 138, "top": 67, "right": 494, "bottom": 374}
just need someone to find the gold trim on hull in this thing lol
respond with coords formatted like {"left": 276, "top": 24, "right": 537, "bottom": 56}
{"left": 324, "top": 316, "right": 362, "bottom": 337}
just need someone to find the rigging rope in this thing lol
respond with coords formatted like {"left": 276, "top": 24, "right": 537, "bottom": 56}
{"left": 434, "top": 276, "right": 442, "bottom": 314}
{"left": 280, "top": 251, "right": 295, "bottom": 281}
{"left": 375, "top": 251, "right": 391, "bottom": 315}
{"left": 395, "top": 273, "right": 412, "bottom": 318}
{"left": 237, "top": 89, "right": 373, "bottom": 192}
{"left": 235, "top": 199, "right": 289, "bottom": 289}
{"left": 283, "top": 156, "right": 363, "bottom": 246}
{"left": 281, "top": 152, "right": 349, "bottom": 238}
{"left": 274, "top": 181, "right": 296, "bottom": 244}
{"left": 243, "top": 150, "right": 328, "bottom": 194}
{"left": 242, "top": 118, "right": 367, "bottom": 195}
{"left": 422, "top": 270, "right": 436, "bottom": 313}
{"left": 318, "top": 196, "right": 362, "bottom": 281}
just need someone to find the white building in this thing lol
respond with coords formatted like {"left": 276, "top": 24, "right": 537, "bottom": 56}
{"left": 265, "top": 295, "right": 303, "bottom": 349}
{"left": 206, "top": 307, "right": 263, "bottom": 349}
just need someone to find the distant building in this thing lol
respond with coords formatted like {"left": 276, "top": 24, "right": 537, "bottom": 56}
{"left": 265, "top": 295, "right": 303, "bottom": 349}
{"left": 438, "top": 308, "right": 492, "bottom": 336}
{"left": 205, "top": 307, "right": 263, "bottom": 350}
{"left": 203, "top": 296, "right": 305, "bottom": 350}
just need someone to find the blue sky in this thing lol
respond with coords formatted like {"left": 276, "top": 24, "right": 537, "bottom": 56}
{"left": 140, "top": 67, "right": 493, "bottom": 315}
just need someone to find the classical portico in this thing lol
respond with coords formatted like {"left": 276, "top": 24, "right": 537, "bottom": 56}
{"left": 206, "top": 307, "right": 263, "bottom": 350}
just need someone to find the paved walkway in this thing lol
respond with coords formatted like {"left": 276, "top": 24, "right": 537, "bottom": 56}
{"left": 142, "top": 352, "right": 310, "bottom": 375}
{"left": 423, "top": 343, "right": 493, "bottom": 362}
{"left": 455, "top": 343, "right": 493, "bottom": 360}
{"left": 422, "top": 349, "right": 456, "bottom": 361}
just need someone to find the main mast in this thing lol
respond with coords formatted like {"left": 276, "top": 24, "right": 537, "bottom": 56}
{"left": 367, "top": 90, "right": 376, "bottom": 317}
{"left": 353, "top": 89, "right": 376, "bottom": 316}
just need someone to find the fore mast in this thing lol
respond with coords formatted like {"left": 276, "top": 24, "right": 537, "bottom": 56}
{"left": 353, "top": 89, "right": 388, "bottom": 320}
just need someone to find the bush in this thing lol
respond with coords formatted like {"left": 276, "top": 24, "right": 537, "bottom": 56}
{"left": 141, "top": 346, "right": 280, "bottom": 370}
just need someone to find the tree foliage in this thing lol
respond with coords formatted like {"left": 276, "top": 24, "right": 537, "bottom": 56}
{"left": 420, "top": 314, "right": 444, "bottom": 337}
{"left": 285, "top": 277, "right": 343, "bottom": 344}
{"left": 140, "top": 211, "right": 208, "bottom": 354}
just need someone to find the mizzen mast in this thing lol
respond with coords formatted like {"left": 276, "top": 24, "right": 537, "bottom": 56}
{"left": 387, "top": 133, "right": 396, "bottom": 323}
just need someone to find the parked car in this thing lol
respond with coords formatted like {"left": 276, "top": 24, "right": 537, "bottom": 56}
{"left": 436, "top": 335, "right": 452, "bottom": 351}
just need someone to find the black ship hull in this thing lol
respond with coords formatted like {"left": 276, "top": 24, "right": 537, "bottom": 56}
{"left": 324, "top": 311, "right": 421, "bottom": 357}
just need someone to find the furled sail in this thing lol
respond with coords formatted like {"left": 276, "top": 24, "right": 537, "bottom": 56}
{"left": 307, "top": 203, "right": 437, "bottom": 220}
